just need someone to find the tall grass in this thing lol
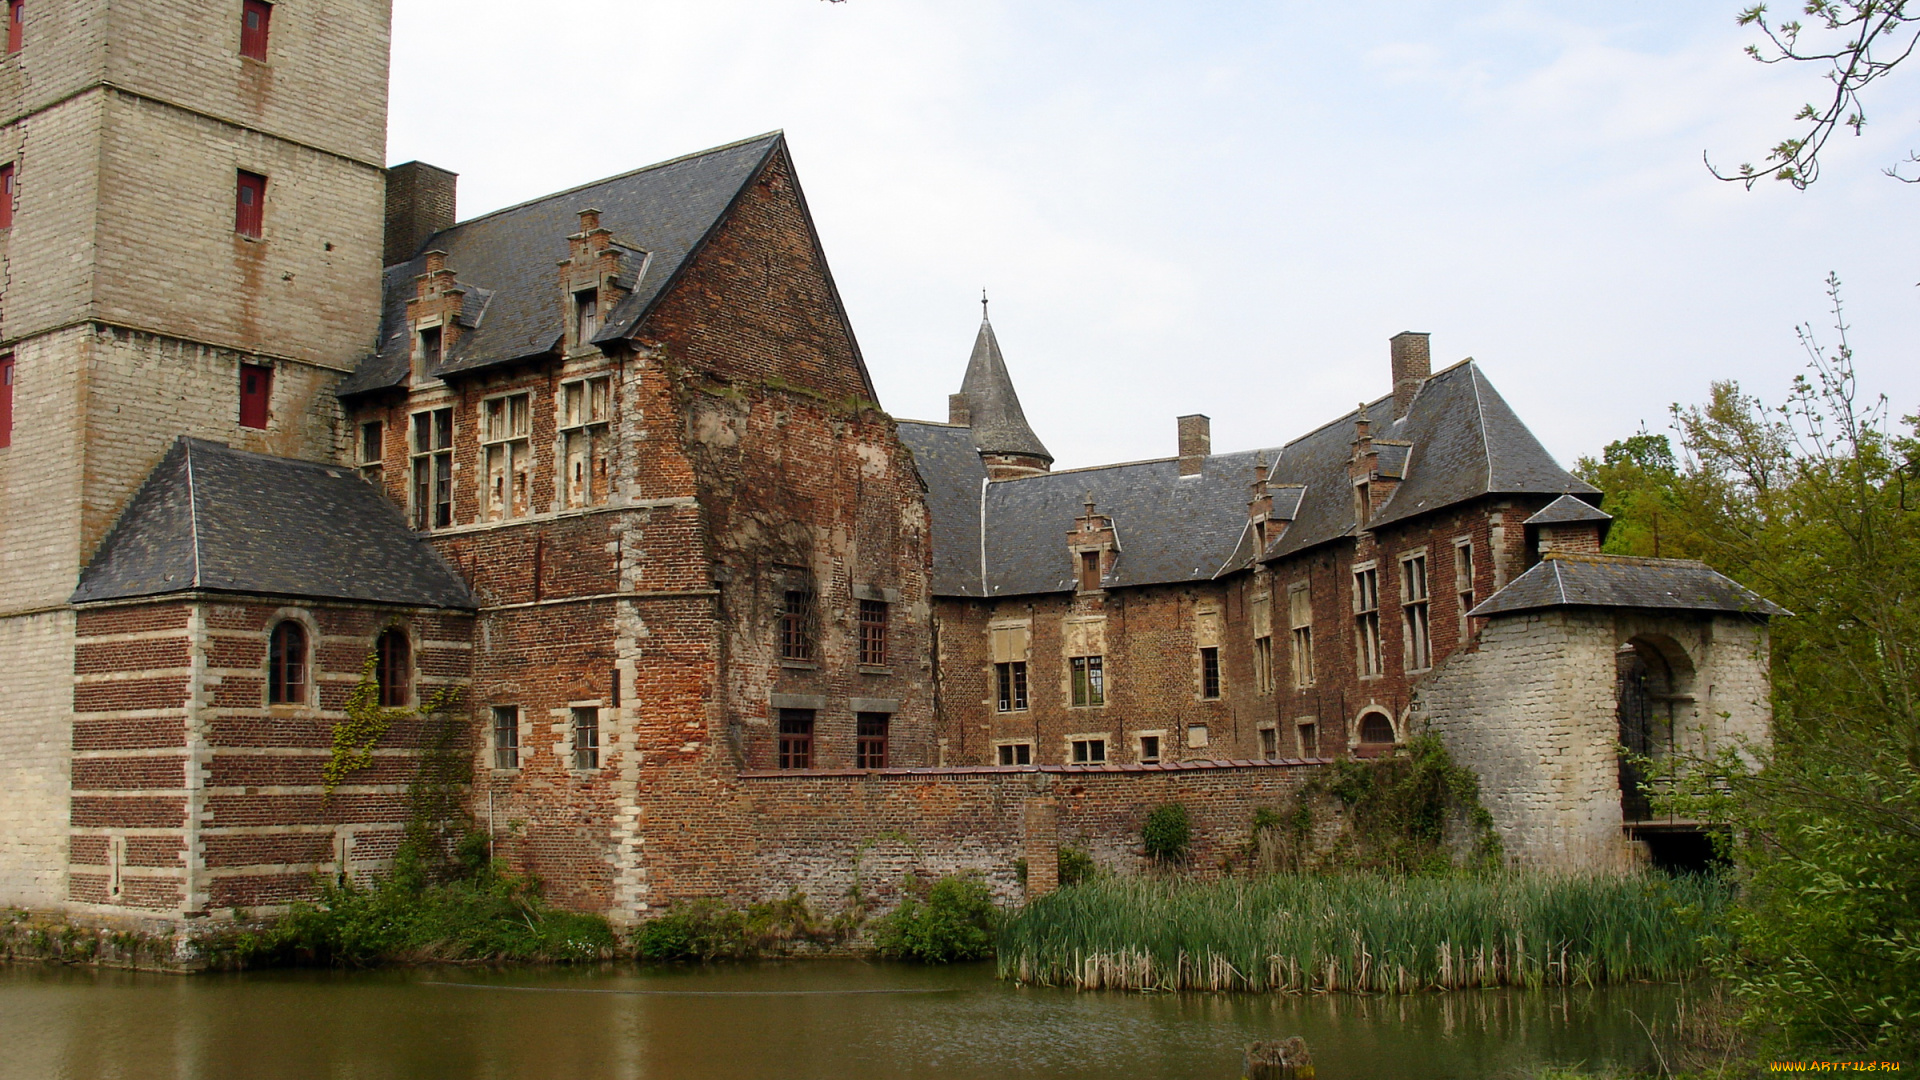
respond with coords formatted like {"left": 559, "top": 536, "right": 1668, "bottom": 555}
{"left": 997, "top": 873, "right": 1728, "bottom": 993}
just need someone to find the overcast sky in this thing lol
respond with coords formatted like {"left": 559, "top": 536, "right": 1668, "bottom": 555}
{"left": 388, "top": 1, "right": 1918, "bottom": 471}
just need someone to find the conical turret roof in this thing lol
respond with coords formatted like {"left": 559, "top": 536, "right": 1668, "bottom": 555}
{"left": 958, "top": 313, "right": 1052, "bottom": 462}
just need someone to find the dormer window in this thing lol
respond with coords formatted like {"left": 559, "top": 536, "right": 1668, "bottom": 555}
{"left": 418, "top": 325, "right": 442, "bottom": 369}
{"left": 7, "top": 1, "right": 22, "bottom": 55}
{"left": 1079, "top": 550, "right": 1100, "bottom": 592}
{"left": 240, "top": 0, "right": 271, "bottom": 60}
{"left": 574, "top": 288, "right": 600, "bottom": 347}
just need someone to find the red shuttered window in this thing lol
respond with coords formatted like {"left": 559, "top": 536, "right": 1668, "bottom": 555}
{"left": 239, "top": 363, "right": 272, "bottom": 429}
{"left": 235, "top": 171, "right": 265, "bottom": 237}
{"left": 7, "top": 2, "right": 22, "bottom": 55}
{"left": 0, "top": 355, "right": 14, "bottom": 449}
{"left": 240, "top": 0, "right": 271, "bottom": 60}
{"left": 0, "top": 164, "right": 14, "bottom": 228}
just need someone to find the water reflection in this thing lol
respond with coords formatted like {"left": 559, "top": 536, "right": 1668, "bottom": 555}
{"left": 0, "top": 960, "right": 1679, "bottom": 1080}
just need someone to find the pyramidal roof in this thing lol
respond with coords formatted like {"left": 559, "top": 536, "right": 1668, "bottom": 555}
{"left": 958, "top": 313, "right": 1051, "bottom": 462}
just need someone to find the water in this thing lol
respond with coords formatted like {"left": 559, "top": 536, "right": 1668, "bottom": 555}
{"left": 0, "top": 960, "right": 1684, "bottom": 1079}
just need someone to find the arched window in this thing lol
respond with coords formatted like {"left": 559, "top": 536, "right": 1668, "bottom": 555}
{"left": 376, "top": 628, "right": 411, "bottom": 708}
{"left": 267, "top": 621, "right": 307, "bottom": 705}
{"left": 1359, "top": 711, "right": 1396, "bottom": 745}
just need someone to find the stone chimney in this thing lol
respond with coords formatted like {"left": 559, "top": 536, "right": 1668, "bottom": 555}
{"left": 385, "top": 161, "right": 458, "bottom": 267}
{"left": 1177, "top": 414, "right": 1211, "bottom": 476}
{"left": 1390, "top": 331, "right": 1431, "bottom": 420}
{"left": 948, "top": 394, "right": 972, "bottom": 426}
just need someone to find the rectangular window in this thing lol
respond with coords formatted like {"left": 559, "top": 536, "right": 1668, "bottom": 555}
{"left": 7, "top": 1, "right": 21, "bottom": 55}
{"left": 997, "top": 742, "right": 1032, "bottom": 767}
{"left": 1253, "top": 637, "right": 1274, "bottom": 694}
{"left": 1455, "top": 539, "right": 1476, "bottom": 616}
{"left": 492, "top": 705, "right": 520, "bottom": 770}
{"left": 995, "top": 661, "right": 1028, "bottom": 712}
{"left": 1289, "top": 584, "right": 1316, "bottom": 688}
{"left": 410, "top": 408, "right": 453, "bottom": 530}
{"left": 235, "top": 170, "right": 265, "bottom": 238}
{"left": 358, "top": 420, "right": 384, "bottom": 485}
{"left": 779, "top": 586, "right": 815, "bottom": 662}
{"left": 856, "top": 712, "right": 889, "bottom": 769}
{"left": 1069, "top": 655, "right": 1104, "bottom": 707}
{"left": 238, "top": 362, "right": 272, "bottom": 429}
{"left": 571, "top": 707, "right": 599, "bottom": 770}
{"left": 1070, "top": 738, "right": 1107, "bottom": 764}
{"left": 1353, "top": 566, "right": 1383, "bottom": 677}
{"left": 1402, "top": 553, "right": 1432, "bottom": 671}
{"left": 1259, "top": 727, "right": 1278, "bottom": 760}
{"left": 1199, "top": 646, "right": 1221, "bottom": 699}
{"left": 1298, "top": 721, "right": 1319, "bottom": 757}
{"left": 1078, "top": 550, "right": 1100, "bottom": 592}
{"left": 858, "top": 599, "right": 889, "bottom": 667}
{"left": 0, "top": 163, "right": 14, "bottom": 228}
{"left": 1139, "top": 734, "right": 1161, "bottom": 765}
{"left": 777, "top": 709, "right": 814, "bottom": 769}
{"left": 1187, "top": 723, "right": 1210, "bottom": 749}
{"left": 574, "top": 289, "right": 600, "bottom": 347}
{"left": 560, "top": 376, "right": 612, "bottom": 509}
{"left": 482, "top": 393, "right": 532, "bottom": 521}
{"left": 0, "top": 354, "right": 12, "bottom": 448}
{"left": 240, "top": 0, "right": 271, "bottom": 59}
{"left": 418, "top": 325, "right": 443, "bottom": 371}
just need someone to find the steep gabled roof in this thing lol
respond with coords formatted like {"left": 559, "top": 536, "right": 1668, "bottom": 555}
{"left": 1526, "top": 493, "right": 1611, "bottom": 525}
{"left": 957, "top": 315, "right": 1051, "bottom": 462}
{"left": 73, "top": 439, "right": 475, "bottom": 609}
{"left": 340, "top": 132, "right": 786, "bottom": 396}
{"left": 1469, "top": 552, "right": 1787, "bottom": 618}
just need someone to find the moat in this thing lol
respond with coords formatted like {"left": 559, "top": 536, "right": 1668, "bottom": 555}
{"left": 0, "top": 960, "right": 1686, "bottom": 1079}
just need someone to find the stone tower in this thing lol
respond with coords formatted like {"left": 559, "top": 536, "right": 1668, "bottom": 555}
{"left": 0, "top": 0, "right": 393, "bottom": 908}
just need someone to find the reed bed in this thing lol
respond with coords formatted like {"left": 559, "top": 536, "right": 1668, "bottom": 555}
{"left": 996, "top": 873, "right": 1727, "bottom": 994}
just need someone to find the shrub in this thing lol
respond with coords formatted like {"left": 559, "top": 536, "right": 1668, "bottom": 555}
{"left": 871, "top": 875, "right": 998, "bottom": 963}
{"left": 635, "top": 891, "right": 829, "bottom": 961}
{"left": 1141, "top": 803, "right": 1191, "bottom": 862}
{"left": 1057, "top": 845, "right": 1097, "bottom": 886}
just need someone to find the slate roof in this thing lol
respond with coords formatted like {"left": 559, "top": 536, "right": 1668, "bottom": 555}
{"left": 73, "top": 438, "right": 475, "bottom": 609}
{"left": 1468, "top": 553, "right": 1787, "bottom": 618}
{"left": 956, "top": 315, "right": 1051, "bottom": 462}
{"left": 1526, "top": 493, "right": 1611, "bottom": 525}
{"left": 340, "top": 132, "right": 808, "bottom": 396}
{"left": 901, "top": 357, "right": 1601, "bottom": 599}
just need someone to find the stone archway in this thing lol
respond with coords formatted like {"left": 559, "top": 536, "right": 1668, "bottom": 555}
{"left": 1616, "top": 634, "right": 1695, "bottom": 823}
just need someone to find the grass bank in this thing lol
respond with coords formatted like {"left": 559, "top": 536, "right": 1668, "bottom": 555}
{"left": 998, "top": 872, "right": 1728, "bottom": 993}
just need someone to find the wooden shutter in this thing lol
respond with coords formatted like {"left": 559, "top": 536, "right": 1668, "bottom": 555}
{"left": 239, "top": 363, "right": 271, "bottom": 428}
{"left": 7, "top": 2, "right": 21, "bottom": 55}
{"left": 240, "top": 0, "right": 271, "bottom": 60}
{"left": 1249, "top": 595, "right": 1271, "bottom": 639}
{"left": 0, "top": 164, "right": 14, "bottom": 229}
{"left": 235, "top": 171, "right": 265, "bottom": 237}
{"left": 990, "top": 624, "right": 1029, "bottom": 664}
{"left": 0, "top": 355, "right": 13, "bottom": 449}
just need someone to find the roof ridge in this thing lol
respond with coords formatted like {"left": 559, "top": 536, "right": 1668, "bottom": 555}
{"left": 1281, "top": 391, "right": 1396, "bottom": 451}
{"left": 1468, "top": 363, "right": 1495, "bottom": 493}
{"left": 428, "top": 131, "right": 784, "bottom": 238}
{"left": 1544, "top": 551, "right": 1710, "bottom": 569}
{"left": 183, "top": 440, "right": 203, "bottom": 591}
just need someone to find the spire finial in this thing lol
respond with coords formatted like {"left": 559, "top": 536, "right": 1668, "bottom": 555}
{"left": 981, "top": 289, "right": 989, "bottom": 321}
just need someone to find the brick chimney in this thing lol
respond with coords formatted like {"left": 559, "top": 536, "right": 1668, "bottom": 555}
{"left": 1390, "top": 331, "right": 1431, "bottom": 420}
{"left": 385, "top": 161, "right": 457, "bottom": 267}
{"left": 1177, "top": 414, "right": 1210, "bottom": 476}
{"left": 948, "top": 393, "right": 972, "bottom": 426}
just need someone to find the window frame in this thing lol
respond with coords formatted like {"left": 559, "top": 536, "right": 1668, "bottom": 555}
{"left": 858, "top": 599, "right": 889, "bottom": 667}
{"left": 573, "top": 288, "right": 601, "bottom": 348}
{"left": 996, "top": 741, "right": 1033, "bottom": 767}
{"left": 1289, "top": 581, "right": 1316, "bottom": 688}
{"left": 480, "top": 392, "right": 533, "bottom": 522}
{"left": 1401, "top": 551, "right": 1432, "bottom": 672}
{"left": 358, "top": 420, "right": 384, "bottom": 485}
{"left": 1297, "top": 719, "right": 1319, "bottom": 757}
{"left": 1199, "top": 646, "right": 1222, "bottom": 700}
{"left": 777, "top": 709, "right": 814, "bottom": 769}
{"left": 1352, "top": 564, "right": 1383, "bottom": 678}
{"left": 779, "top": 585, "right": 816, "bottom": 663}
{"left": 6, "top": 1, "right": 22, "bottom": 55}
{"left": 240, "top": 0, "right": 271, "bottom": 60}
{"left": 1358, "top": 709, "right": 1397, "bottom": 746}
{"left": 375, "top": 628, "right": 410, "bottom": 708}
{"left": 571, "top": 706, "right": 600, "bottom": 770}
{"left": 995, "top": 660, "right": 1028, "bottom": 712}
{"left": 559, "top": 375, "right": 612, "bottom": 509}
{"left": 1069, "top": 737, "right": 1107, "bottom": 765}
{"left": 855, "top": 712, "right": 889, "bottom": 770}
{"left": 1077, "top": 550, "right": 1101, "bottom": 592}
{"left": 238, "top": 362, "right": 272, "bottom": 429}
{"left": 1069, "top": 654, "right": 1105, "bottom": 707}
{"left": 266, "top": 620, "right": 307, "bottom": 705}
{"left": 0, "top": 354, "right": 12, "bottom": 449}
{"left": 0, "top": 162, "right": 14, "bottom": 229}
{"left": 235, "top": 170, "right": 266, "bottom": 238}
{"left": 1138, "top": 733, "right": 1162, "bottom": 765}
{"left": 1454, "top": 537, "right": 1476, "bottom": 616}
{"left": 409, "top": 407, "right": 454, "bottom": 530}
{"left": 491, "top": 705, "right": 520, "bottom": 770}
{"left": 1258, "top": 726, "right": 1279, "bottom": 760}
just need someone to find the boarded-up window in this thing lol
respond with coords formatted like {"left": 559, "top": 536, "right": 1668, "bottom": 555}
{"left": 990, "top": 624, "right": 1030, "bottom": 664}
{"left": 561, "top": 376, "right": 612, "bottom": 508}
{"left": 1250, "top": 594, "right": 1273, "bottom": 694}
{"left": 7, "top": 2, "right": 21, "bottom": 55}
{"left": 238, "top": 363, "right": 272, "bottom": 429}
{"left": 1402, "top": 553, "right": 1432, "bottom": 671}
{"left": 0, "top": 354, "right": 12, "bottom": 448}
{"left": 1455, "top": 539, "right": 1476, "bottom": 615}
{"left": 482, "top": 393, "right": 532, "bottom": 521}
{"left": 1353, "top": 567, "right": 1383, "bottom": 677}
{"left": 1289, "top": 583, "right": 1315, "bottom": 688}
{"left": 240, "top": 0, "right": 271, "bottom": 59}
{"left": 0, "top": 163, "right": 14, "bottom": 228}
{"left": 235, "top": 171, "right": 265, "bottom": 237}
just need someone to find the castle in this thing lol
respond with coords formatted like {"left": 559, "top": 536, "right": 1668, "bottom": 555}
{"left": 0, "top": 1, "right": 1782, "bottom": 925}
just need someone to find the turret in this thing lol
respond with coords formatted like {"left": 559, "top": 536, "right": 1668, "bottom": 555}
{"left": 953, "top": 297, "right": 1052, "bottom": 480}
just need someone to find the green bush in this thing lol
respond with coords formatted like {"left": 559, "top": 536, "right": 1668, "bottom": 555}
{"left": 635, "top": 890, "right": 830, "bottom": 961}
{"left": 871, "top": 875, "right": 998, "bottom": 963}
{"left": 1141, "top": 803, "right": 1191, "bottom": 862}
{"left": 1057, "top": 845, "right": 1097, "bottom": 886}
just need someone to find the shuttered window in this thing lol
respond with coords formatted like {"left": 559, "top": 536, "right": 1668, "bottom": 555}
{"left": 0, "top": 163, "right": 14, "bottom": 228}
{"left": 1, "top": 354, "right": 14, "bottom": 448}
{"left": 238, "top": 363, "right": 272, "bottom": 429}
{"left": 240, "top": 0, "right": 271, "bottom": 59}
{"left": 235, "top": 171, "right": 265, "bottom": 237}
{"left": 7, "top": 2, "right": 22, "bottom": 55}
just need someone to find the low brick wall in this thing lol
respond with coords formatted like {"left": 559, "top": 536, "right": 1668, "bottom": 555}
{"left": 730, "top": 758, "right": 1331, "bottom": 911}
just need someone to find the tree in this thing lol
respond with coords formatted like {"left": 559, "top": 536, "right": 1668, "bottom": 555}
{"left": 1574, "top": 429, "right": 1699, "bottom": 558}
{"left": 1711, "top": 1, "right": 1920, "bottom": 187}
